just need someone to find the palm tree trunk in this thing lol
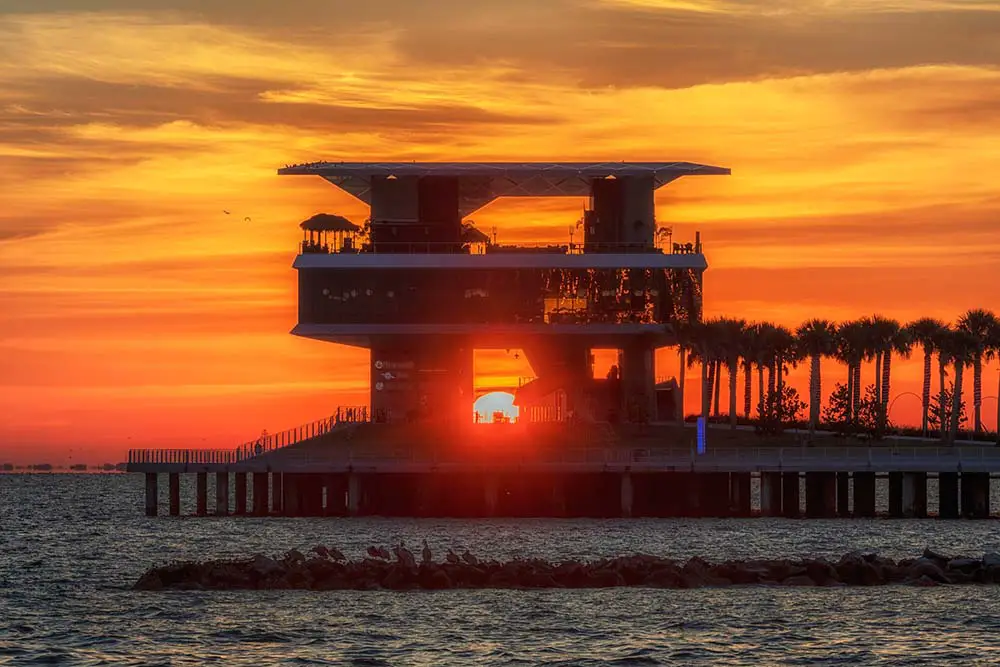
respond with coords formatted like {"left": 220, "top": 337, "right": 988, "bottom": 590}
{"left": 743, "top": 360, "right": 753, "bottom": 418}
{"left": 852, "top": 363, "right": 862, "bottom": 423}
{"left": 874, "top": 351, "right": 883, "bottom": 405}
{"left": 809, "top": 353, "right": 820, "bottom": 430}
{"left": 706, "top": 361, "right": 716, "bottom": 419}
{"left": 767, "top": 363, "right": 776, "bottom": 415}
{"left": 846, "top": 361, "right": 855, "bottom": 424}
{"left": 973, "top": 355, "right": 983, "bottom": 436}
{"left": 757, "top": 366, "right": 765, "bottom": 419}
{"left": 995, "top": 369, "right": 1000, "bottom": 445}
{"left": 881, "top": 350, "right": 892, "bottom": 429}
{"left": 938, "top": 355, "right": 948, "bottom": 439}
{"left": 701, "top": 361, "right": 712, "bottom": 422}
{"left": 921, "top": 349, "right": 931, "bottom": 437}
{"left": 713, "top": 360, "right": 722, "bottom": 418}
{"left": 677, "top": 346, "right": 687, "bottom": 426}
{"left": 728, "top": 361, "right": 738, "bottom": 428}
{"left": 951, "top": 362, "right": 965, "bottom": 444}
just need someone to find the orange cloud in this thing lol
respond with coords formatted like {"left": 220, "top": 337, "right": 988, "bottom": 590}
{"left": 1, "top": 2, "right": 999, "bottom": 462}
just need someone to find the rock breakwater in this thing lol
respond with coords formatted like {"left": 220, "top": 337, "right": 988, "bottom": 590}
{"left": 133, "top": 547, "right": 1000, "bottom": 591}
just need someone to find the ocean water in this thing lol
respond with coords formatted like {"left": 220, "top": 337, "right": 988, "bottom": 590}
{"left": 4, "top": 475, "right": 1000, "bottom": 665}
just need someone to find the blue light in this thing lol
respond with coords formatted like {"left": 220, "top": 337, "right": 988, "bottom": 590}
{"left": 697, "top": 417, "right": 706, "bottom": 454}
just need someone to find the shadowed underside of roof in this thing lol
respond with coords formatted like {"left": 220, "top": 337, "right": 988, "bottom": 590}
{"left": 278, "top": 161, "right": 730, "bottom": 216}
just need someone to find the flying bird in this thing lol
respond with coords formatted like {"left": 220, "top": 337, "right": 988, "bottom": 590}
{"left": 223, "top": 210, "right": 231, "bottom": 215}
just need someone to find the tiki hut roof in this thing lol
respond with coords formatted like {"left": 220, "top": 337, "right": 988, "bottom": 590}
{"left": 300, "top": 213, "right": 360, "bottom": 232}
{"left": 461, "top": 223, "right": 491, "bottom": 244}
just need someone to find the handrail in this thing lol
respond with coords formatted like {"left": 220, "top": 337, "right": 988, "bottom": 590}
{"left": 128, "top": 443, "right": 1000, "bottom": 468}
{"left": 299, "top": 240, "right": 703, "bottom": 256}
{"left": 127, "top": 405, "right": 374, "bottom": 465}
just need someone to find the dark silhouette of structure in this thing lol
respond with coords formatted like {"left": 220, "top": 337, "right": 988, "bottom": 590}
{"left": 281, "top": 161, "right": 727, "bottom": 423}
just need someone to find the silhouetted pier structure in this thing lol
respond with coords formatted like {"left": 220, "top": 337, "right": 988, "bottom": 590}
{"left": 126, "top": 160, "right": 997, "bottom": 520}
{"left": 130, "top": 417, "right": 998, "bottom": 520}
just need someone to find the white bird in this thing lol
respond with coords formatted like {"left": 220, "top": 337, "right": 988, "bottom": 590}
{"left": 421, "top": 539, "right": 432, "bottom": 564}
{"left": 461, "top": 550, "right": 478, "bottom": 566}
{"left": 446, "top": 549, "right": 460, "bottom": 565}
{"left": 328, "top": 547, "right": 346, "bottom": 562}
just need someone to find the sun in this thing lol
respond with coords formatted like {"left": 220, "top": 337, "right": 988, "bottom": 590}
{"left": 473, "top": 392, "right": 520, "bottom": 424}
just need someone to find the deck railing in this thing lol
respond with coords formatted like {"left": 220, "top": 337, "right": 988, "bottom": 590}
{"left": 128, "top": 443, "right": 1000, "bottom": 469}
{"left": 127, "top": 406, "right": 372, "bottom": 465}
{"left": 299, "top": 240, "right": 703, "bottom": 256}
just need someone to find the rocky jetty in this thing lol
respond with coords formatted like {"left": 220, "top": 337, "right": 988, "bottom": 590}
{"left": 133, "top": 547, "right": 1000, "bottom": 591}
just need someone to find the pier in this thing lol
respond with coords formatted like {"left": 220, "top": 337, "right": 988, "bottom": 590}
{"left": 129, "top": 419, "right": 1000, "bottom": 520}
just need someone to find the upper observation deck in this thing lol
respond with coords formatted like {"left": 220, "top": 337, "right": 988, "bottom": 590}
{"left": 278, "top": 161, "right": 730, "bottom": 216}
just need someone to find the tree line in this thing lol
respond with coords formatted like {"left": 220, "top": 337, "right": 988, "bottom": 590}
{"left": 672, "top": 309, "right": 1000, "bottom": 443}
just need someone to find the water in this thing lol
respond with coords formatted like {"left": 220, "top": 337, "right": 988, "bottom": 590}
{"left": 4, "top": 475, "right": 1000, "bottom": 665}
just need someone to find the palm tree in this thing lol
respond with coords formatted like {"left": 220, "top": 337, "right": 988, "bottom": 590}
{"left": 878, "top": 318, "right": 911, "bottom": 430}
{"left": 907, "top": 318, "right": 947, "bottom": 436}
{"left": 686, "top": 320, "right": 717, "bottom": 421}
{"left": 796, "top": 319, "right": 838, "bottom": 431}
{"left": 944, "top": 329, "right": 978, "bottom": 443}
{"left": 671, "top": 321, "right": 697, "bottom": 426}
{"left": 989, "top": 320, "right": 1000, "bottom": 443}
{"left": 936, "top": 324, "right": 954, "bottom": 439}
{"left": 834, "top": 320, "right": 868, "bottom": 427}
{"left": 740, "top": 324, "right": 762, "bottom": 419}
{"left": 713, "top": 318, "right": 748, "bottom": 428}
{"left": 957, "top": 309, "right": 999, "bottom": 437}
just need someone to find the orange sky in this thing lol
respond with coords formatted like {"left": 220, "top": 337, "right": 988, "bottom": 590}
{"left": 2, "top": 0, "right": 999, "bottom": 463}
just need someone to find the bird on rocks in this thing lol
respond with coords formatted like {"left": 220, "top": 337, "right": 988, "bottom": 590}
{"left": 461, "top": 550, "right": 478, "bottom": 566}
{"left": 446, "top": 549, "right": 460, "bottom": 565}
{"left": 421, "top": 539, "right": 433, "bottom": 564}
{"left": 394, "top": 542, "right": 416, "bottom": 568}
{"left": 328, "top": 547, "right": 346, "bottom": 562}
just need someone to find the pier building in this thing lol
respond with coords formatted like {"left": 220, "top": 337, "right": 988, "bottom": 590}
{"left": 128, "top": 161, "right": 999, "bottom": 519}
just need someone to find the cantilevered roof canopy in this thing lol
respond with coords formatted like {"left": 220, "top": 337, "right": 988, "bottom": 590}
{"left": 279, "top": 161, "right": 729, "bottom": 216}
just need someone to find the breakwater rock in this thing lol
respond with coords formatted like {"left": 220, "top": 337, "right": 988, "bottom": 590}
{"left": 133, "top": 547, "right": 1000, "bottom": 591}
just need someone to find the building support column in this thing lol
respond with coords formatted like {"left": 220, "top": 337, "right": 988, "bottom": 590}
{"left": 962, "top": 472, "right": 990, "bottom": 519}
{"left": 271, "top": 472, "right": 283, "bottom": 515}
{"left": 761, "top": 472, "right": 782, "bottom": 517}
{"left": 888, "top": 472, "right": 904, "bottom": 518}
{"left": 168, "top": 473, "right": 180, "bottom": 516}
{"left": 347, "top": 472, "right": 361, "bottom": 517}
{"left": 805, "top": 472, "right": 836, "bottom": 518}
{"left": 234, "top": 472, "right": 248, "bottom": 515}
{"left": 699, "top": 473, "right": 731, "bottom": 517}
{"left": 621, "top": 472, "right": 634, "bottom": 518}
{"left": 196, "top": 472, "right": 207, "bottom": 516}
{"left": 782, "top": 472, "right": 800, "bottom": 518}
{"left": 324, "top": 473, "right": 345, "bottom": 516}
{"left": 902, "top": 472, "right": 927, "bottom": 518}
{"left": 144, "top": 473, "right": 158, "bottom": 517}
{"left": 252, "top": 472, "right": 269, "bottom": 516}
{"left": 939, "top": 472, "right": 959, "bottom": 519}
{"left": 283, "top": 473, "right": 299, "bottom": 516}
{"left": 215, "top": 472, "right": 229, "bottom": 516}
{"left": 836, "top": 472, "right": 850, "bottom": 517}
{"left": 853, "top": 472, "right": 876, "bottom": 518}
{"left": 729, "top": 472, "right": 751, "bottom": 517}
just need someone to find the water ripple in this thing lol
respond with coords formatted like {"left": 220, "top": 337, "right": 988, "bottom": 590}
{"left": 6, "top": 474, "right": 1000, "bottom": 664}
